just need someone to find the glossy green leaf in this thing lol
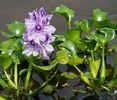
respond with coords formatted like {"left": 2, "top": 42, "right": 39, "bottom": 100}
{"left": 32, "top": 59, "right": 58, "bottom": 71}
{"left": 0, "top": 38, "right": 22, "bottom": 55}
{"left": 93, "top": 9, "right": 108, "bottom": 22}
{"left": 74, "top": 20, "right": 81, "bottom": 30}
{"left": 7, "top": 21, "right": 24, "bottom": 36}
{"left": 61, "top": 72, "right": 77, "bottom": 79}
{"left": 56, "top": 49, "right": 69, "bottom": 64}
{"left": 75, "top": 40, "right": 87, "bottom": 51}
{"left": 65, "top": 29, "right": 81, "bottom": 43}
{"left": 99, "top": 27, "right": 115, "bottom": 43}
{"left": 54, "top": 34, "right": 66, "bottom": 42}
{"left": 89, "top": 28, "right": 115, "bottom": 44}
{"left": 88, "top": 58, "right": 101, "bottom": 78}
{"left": 53, "top": 34, "right": 66, "bottom": 45}
{"left": 80, "top": 19, "right": 93, "bottom": 32}
{"left": 1, "top": 31, "right": 14, "bottom": 38}
{"left": 0, "top": 39, "right": 15, "bottom": 55}
{"left": 68, "top": 54, "right": 84, "bottom": 66}
{"left": 0, "top": 54, "right": 12, "bottom": 70}
{"left": 54, "top": 5, "right": 74, "bottom": 22}
{"left": 59, "top": 40, "right": 77, "bottom": 54}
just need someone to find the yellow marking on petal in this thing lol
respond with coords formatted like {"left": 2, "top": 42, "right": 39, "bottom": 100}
{"left": 37, "top": 25, "right": 41, "bottom": 30}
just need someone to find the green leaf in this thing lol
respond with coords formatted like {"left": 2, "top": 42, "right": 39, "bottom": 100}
{"left": 88, "top": 58, "right": 101, "bottom": 78}
{"left": 68, "top": 54, "right": 84, "bottom": 66}
{"left": 52, "top": 34, "right": 66, "bottom": 45}
{"left": 89, "top": 28, "right": 115, "bottom": 45}
{"left": 54, "top": 5, "right": 74, "bottom": 22}
{"left": 59, "top": 40, "right": 77, "bottom": 54}
{"left": 56, "top": 49, "right": 69, "bottom": 64}
{"left": 0, "top": 39, "right": 15, "bottom": 55}
{"left": 0, "top": 38, "right": 22, "bottom": 55}
{"left": 107, "top": 77, "right": 117, "bottom": 89}
{"left": 80, "top": 73, "right": 92, "bottom": 86}
{"left": 77, "top": 39, "right": 96, "bottom": 51}
{"left": 75, "top": 40, "right": 87, "bottom": 51}
{"left": 32, "top": 60, "right": 58, "bottom": 71}
{"left": 55, "top": 34, "right": 66, "bottom": 42}
{"left": 0, "top": 94, "right": 7, "bottom": 100}
{"left": 61, "top": 72, "right": 77, "bottom": 79}
{"left": 99, "top": 27, "right": 115, "bottom": 43}
{"left": 65, "top": 29, "right": 81, "bottom": 43}
{"left": 0, "top": 54, "right": 12, "bottom": 70}
{"left": 93, "top": 9, "right": 108, "bottom": 22}
{"left": 7, "top": 21, "right": 24, "bottom": 36}
{"left": 84, "top": 72, "right": 94, "bottom": 79}
{"left": 1, "top": 31, "right": 14, "bottom": 38}
{"left": 80, "top": 19, "right": 93, "bottom": 32}
{"left": 74, "top": 20, "right": 81, "bottom": 30}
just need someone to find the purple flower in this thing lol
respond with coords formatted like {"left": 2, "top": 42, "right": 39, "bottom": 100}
{"left": 22, "top": 7, "right": 56, "bottom": 59}
{"left": 22, "top": 40, "right": 41, "bottom": 56}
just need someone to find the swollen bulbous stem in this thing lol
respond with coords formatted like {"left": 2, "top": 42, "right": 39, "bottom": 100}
{"left": 24, "top": 59, "right": 33, "bottom": 89}
{"left": 100, "top": 45, "right": 106, "bottom": 83}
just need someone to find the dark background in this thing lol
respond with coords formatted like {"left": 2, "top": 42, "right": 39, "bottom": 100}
{"left": 0, "top": 0, "right": 117, "bottom": 41}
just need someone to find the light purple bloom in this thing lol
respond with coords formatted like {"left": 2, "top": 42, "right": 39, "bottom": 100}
{"left": 22, "top": 40, "right": 41, "bottom": 56}
{"left": 22, "top": 7, "right": 56, "bottom": 59}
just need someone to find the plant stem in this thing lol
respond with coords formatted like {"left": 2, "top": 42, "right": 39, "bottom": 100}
{"left": 24, "top": 60, "right": 33, "bottom": 89}
{"left": 68, "top": 20, "right": 71, "bottom": 29}
{"left": 74, "top": 65, "right": 83, "bottom": 74}
{"left": 100, "top": 45, "right": 106, "bottom": 83}
{"left": 14, "top": 63, "right": 18, "bottom": 88}
{"left": 29, "top": 67, "right": 58, "bottom": 96}
{"left": 113, "top": 54, "right": 117, "bottom": 78}
{"left": 4, "top": 70, "right": 16, "bottom": 89}
{"left": 74, "top": 65, "right": 92, "bottom": 86}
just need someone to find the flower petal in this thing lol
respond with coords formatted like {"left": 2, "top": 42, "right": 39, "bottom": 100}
{"left": 22, "top": 48, "right": 33, "bottom": 56}
{"left": 43, "top": 14, "right": 53, "bottom": 25}
{"left": 25, "top": 18, "right": 36, "bottom": 32}
{"left": 41, "top": 48, "right": 49, "bottom": 59}
{"left": 44, "top": 44, "right": 54, "bottom": 54}
{"left": 22, "top": 33, "right": 28, "bottom": 41}
{"left": 44, "top": 25, "right": 56, "bottom": 34}
{"left": 39, "top": 7, "right": 46, "bottom": 18}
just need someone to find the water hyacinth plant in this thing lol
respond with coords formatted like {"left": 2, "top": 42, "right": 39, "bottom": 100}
{"left": 0, "top": 5, "right": 117, "bottom": 99}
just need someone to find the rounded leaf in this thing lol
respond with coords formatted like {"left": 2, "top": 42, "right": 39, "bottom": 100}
{"left": 93, "top": 9, "right": 108, "bottom": 22}
{"left": 7, "top": 21, "right": 25, "bottom": 36}
{"left": 56, "top": 50, "right": 69, "bottom": 64}
{"left": 0, "top": 54, "right": 12, "bottom": 70}
{"left": 59, "top": 40, "right": 77, "bottom": 54}
{"left": 68, "top": 55, "right": 84, "bottom": 66}
{"left": 65, "top": 29, "right": 81, "bottom": 43}
{"left": 54, "top": 5, "right": 74, "bottom": 22}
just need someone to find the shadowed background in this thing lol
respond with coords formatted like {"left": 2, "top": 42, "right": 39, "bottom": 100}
{"left": 0, "top": 0, "right": 117, "bottom": 41}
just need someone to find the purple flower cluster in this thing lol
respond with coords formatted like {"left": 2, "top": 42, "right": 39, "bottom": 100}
{"left": 22, "top": 7, "right": 56, "bottom": 59}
